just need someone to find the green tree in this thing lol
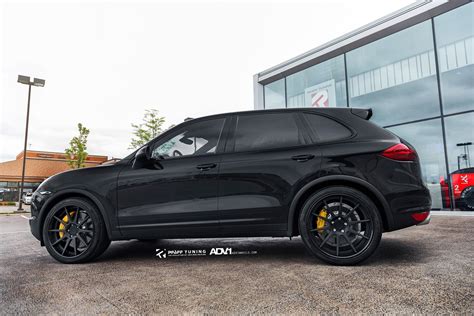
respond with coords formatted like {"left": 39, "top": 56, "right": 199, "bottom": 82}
{"left": 129, "top": 109, "right": 166, "bottom": 149}
{"left": 65, "top": 123, "right": 90, "bottom": 169}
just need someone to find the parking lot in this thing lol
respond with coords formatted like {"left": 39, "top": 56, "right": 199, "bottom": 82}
{"left": 0, "top": 214, "right": 473, "bottom": 314}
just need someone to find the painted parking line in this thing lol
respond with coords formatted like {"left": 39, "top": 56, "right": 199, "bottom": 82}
{"left": 431, "top": 211, "right": 474, "bottom": 216}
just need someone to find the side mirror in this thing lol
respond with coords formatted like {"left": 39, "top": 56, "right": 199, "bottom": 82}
{"left": 132, "top": 146, "right": 151, "bottom": 169}
{"left": 132, "top": 145, "right": 164, "bottom": 170}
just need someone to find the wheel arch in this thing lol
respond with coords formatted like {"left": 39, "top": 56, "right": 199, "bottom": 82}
{"left": 38, "top": 189, "right": 113, "bottom": 244}
{"left": 288, "top": 175, "right": 393, "bottom": 236}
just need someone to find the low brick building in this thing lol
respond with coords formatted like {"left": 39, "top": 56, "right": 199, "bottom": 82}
{"left": 0, "top": 150, "right": 108, "bottom": 201}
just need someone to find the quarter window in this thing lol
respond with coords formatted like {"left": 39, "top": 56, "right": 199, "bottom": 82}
{"left": 233, "top": 113, "right": 303, "bottom": 152}
{"left": 151, "top": 118, "right": 225, "bottom": 159}
{"left": 304, "top": 113, "right": 352, "bottom": 142}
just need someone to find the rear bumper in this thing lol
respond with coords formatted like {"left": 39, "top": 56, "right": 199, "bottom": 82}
{"left": 416, "top": 212, "right": 431, "bottom": 225}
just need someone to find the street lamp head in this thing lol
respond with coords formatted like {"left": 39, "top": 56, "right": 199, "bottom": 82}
{"left": 33, "top": 78, "right": 45, "bottom": 87}
{"left": 17, "top": 75, "right": 31, "bottom": 85}
{"left": 17, "top": 75, "right": 45, "bottom": 87}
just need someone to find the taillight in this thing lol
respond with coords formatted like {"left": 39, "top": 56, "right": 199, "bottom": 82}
{"left": 411, "top": 211, "right": 430, "bottom": 223}
{"left": 381, "top": 143, "right": 417, "bottom": 161}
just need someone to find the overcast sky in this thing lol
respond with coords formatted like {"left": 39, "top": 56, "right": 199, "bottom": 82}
{"left": 0, "top": 0, "right": 414, "bottom": 162}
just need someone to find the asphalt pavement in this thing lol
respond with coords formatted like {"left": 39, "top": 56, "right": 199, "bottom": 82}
{"left": 0, "top": 214, "right": 473, "bottom": 314}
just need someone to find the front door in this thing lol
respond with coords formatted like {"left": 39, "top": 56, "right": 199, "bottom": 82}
{"left": 117, "top": 117, "right": 227, "bottom": 238}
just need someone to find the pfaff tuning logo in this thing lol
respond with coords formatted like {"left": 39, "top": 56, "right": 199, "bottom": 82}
{"left": 155, "top": 249, "right": 167, "bottom": 259}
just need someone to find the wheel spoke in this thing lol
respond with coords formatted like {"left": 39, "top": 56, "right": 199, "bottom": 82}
{"left": 64, "top": 208, "right": 72, "bottom": 222}
{"left": 343, "top": 203, "right": 359, "bottom": 219}
{"left": 311, "top": 226, "right": 330, "bottom": 233}
{"left": 339, "top": 196, "right": 343, "bottom": 214}
{"left": 343, "top": 234, "right": 357, "bottom": 254}
{"left": 349, "top": 229, "right": 369, "bottom": 240}
{"left": 74, "top": 208, "right": 80, "bottom": 224}
{"left": 348, "top": 219, "right": 371, "bottom": 224}
{"left": 319, "top": 231, "right": 334, "bottom": 248}
{"left": 311, "top": 213, "right": 330, "bottom": 222}
{"left": 79, "top": 229, "right": 93, "bottom": 234}
{"left": 52, "top": 235, "right": 67, "bottom": 246}
{"left": 62, "top": 238, "right": 71, "bottom": 255}
{"left": 73, "top": 238, "right": 78, "bottom": 256}
{"left": 323, "top": 199, "right": 337, "bottom": 218}
{"left": 53, "top": 216, "right": 67, "bottom": 226}
{"left": 48, "top": 229, "right": 65, "bottom": 232}
{"left": 78, "top": 214, "right": 90, "bottom": 227}
{"left": 336, "top": 234, "right": 340, "bottom": 256}
{"left": 77, "top": 233, "right": 88, "bottom": 246}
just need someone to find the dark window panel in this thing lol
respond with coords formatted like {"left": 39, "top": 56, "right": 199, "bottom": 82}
{"left": 234, "top": 113, "right": 302, "bottom": 152}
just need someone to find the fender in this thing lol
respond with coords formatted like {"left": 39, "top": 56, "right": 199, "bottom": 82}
{"left": 38, "top": 188, "right": 116, "bottom": 242}
{"left": 287, "top": 175, "right": 394, "bottom": 235}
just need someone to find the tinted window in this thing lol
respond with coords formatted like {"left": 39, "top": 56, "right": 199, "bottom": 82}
{"left": 346, "top": 20, "right": 440, "bottom": 126}
{"left": 304, "top": 113, "right": 352, "bottom": 142}
{"left": 286, "top": 55, "right": 347, "bottom": 108}
{"left": 435, "top": 3, "right": 474, "bottom": 115}
{"left": 234, "top": 113, "right": 302, "bottom": 152}
{"left": 151, "top": 118, "right": 225, "bottom": 159}
{"left": 264, "top": 79, "right": 286, "bottom": 109}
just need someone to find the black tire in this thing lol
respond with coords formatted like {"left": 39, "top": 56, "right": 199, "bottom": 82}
{"left": 458, "top": 186, "right": 474, "bottom": 211}
{"left": 42, "top": 198, "right": 110, "bottom": 264}
{"left": 299, "top": 186, "right": 382, "bottom": 265}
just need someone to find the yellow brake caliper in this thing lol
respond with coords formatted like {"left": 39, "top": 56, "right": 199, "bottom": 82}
{"left": 316, "top": 208, "right": 328, "bottom": 232}
{"left": 58, "top": 211, "right": 75, "bottom": 238}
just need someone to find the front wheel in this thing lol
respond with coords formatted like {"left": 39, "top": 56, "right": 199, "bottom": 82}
{"left": 299, "top": 186, "right": 382, "bottom": 265}
{"left": 42, "top": 198, "right": 110, "bottom": 264}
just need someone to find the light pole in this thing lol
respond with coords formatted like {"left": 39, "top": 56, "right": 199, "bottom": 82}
{"left": 456, "top": 142, "right": 472, "bottom": 170}
{"left": 16, "top": 75, "right": 45, "bottom": 211}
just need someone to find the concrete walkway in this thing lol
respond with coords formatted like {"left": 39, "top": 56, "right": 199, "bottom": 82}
{"left": 0, "top": 214, "right": 472, "bottom": 314}
{"left": 0, "top": 205, "right": 30, "bottom": 214}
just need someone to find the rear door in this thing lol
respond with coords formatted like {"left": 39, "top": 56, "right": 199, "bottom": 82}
{"left": 217, "top": 111, "right": 321, "bottom": 235}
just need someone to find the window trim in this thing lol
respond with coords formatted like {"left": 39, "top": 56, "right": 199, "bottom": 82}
{"left": 225, "top": 112, "right": 310, "bottom": 155}
{"left": 301, "top": 111, "right": 356, "bottom": 144}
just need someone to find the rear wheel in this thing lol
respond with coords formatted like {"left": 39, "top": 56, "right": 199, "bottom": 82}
{"left": 42, "top": 198, "right": 110, "bottom": 263}
{"left": 299, "top": 186, "right": 382, "bottom": 265}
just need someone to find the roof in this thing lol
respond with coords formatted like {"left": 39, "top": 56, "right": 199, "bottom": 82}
{"left": 0, "top": 151, "right": 109, "bottom": 183}
{"left": 15, "top": 150, "right": 108, "bottom": 162}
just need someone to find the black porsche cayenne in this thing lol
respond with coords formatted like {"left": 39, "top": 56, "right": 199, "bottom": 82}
{"left": 29, "top": 108, "right": 431, "bottom": 265}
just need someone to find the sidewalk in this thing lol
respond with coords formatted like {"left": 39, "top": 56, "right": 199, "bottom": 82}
{"left": 0, "top": 205, "right": 30, "bottom": 214}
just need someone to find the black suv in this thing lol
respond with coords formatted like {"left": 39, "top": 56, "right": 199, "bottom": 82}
{"left": 29, "top": 108, "right": 431, "bottom": 265}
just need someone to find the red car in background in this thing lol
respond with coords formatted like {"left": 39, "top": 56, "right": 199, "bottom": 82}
{"left": 441, "top": 167, "right": 474, "bottom": 211}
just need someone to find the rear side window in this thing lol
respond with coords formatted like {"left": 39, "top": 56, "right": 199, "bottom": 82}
{"left": 233, "top": 113, "right": 303, "bottom": 152}
{"left": 304, "top": 113, "right": 352, "bottom": 142}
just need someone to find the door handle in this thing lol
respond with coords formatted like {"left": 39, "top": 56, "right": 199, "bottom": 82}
{"left": 196, "top": 163, "right": 217, "bottom": 171}
{"left": 291, "top": 154, "right": 315, "bottom": 162}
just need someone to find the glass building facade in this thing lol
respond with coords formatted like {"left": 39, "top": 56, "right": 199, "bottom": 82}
{"left": 257, "top": 2, "right": 474, "bottom": 210}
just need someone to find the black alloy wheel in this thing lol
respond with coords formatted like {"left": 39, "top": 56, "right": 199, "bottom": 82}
{"left": 299, "top": 186, "right": 382, "bottom": 265}
{"left": 42, "top": 198, "right": 110, "bottom": 263}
